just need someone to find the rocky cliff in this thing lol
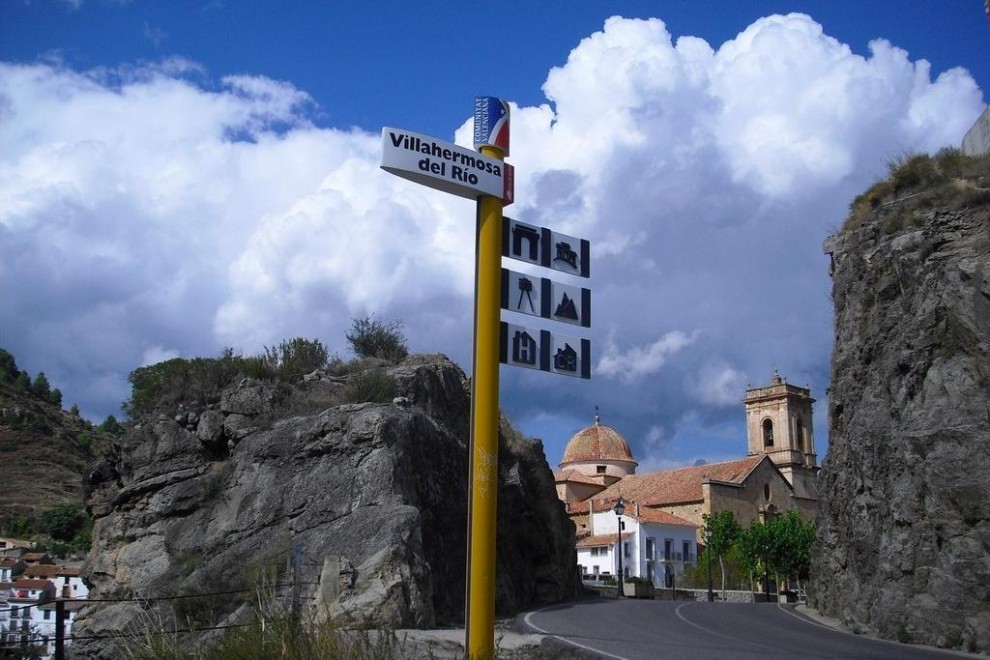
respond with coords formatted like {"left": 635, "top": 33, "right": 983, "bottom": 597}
{"left": 813, "top": 152, "right": 990, "bottom": 653}
{"left": 68, "top": 354, "right": 577, "bottom": 658}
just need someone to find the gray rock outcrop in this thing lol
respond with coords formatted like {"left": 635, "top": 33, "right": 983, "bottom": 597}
{"left": 69, "top": 355, "right": 577, "bottom": 658}
{"left": 813, "top": 204, "right": 990, "bottom": 652}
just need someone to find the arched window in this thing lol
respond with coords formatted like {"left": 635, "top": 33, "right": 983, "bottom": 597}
{"left": 762, "top": 419, "right": 774, "bottom": 447}
{"left": 796, "top": 419, "right": 806, "bottom": 452}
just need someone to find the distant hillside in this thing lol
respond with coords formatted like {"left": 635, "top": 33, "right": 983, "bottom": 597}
{"left": 0, "top": 361, "right": 111, "bottom": 529}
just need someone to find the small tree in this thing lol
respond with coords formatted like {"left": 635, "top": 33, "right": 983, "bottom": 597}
{"left": 346, "top": 315, "right": 408, "bottom": 361}
{"left": 703, "top": 510, "right": 742, "bottom": 596}
{"left": 69, "top": 403, "right": 80, "bottom": 417}
{"left": 50, "top": 388, "right": 63, "bottom": 407}
{"left": 0, "top": 348, "right": 19, "bottom": 383}
{"left": 40, "top": 504, "right": 85, "bottom": 542}
{"left": 99, "top": 414, "right": 125, "bottom": 436}
{"left": 262, "top": 337, "right": 331, "bottom": 376}
{"left": 767, "top": 510, "right": 816, "bottom": 591}
{"left": 32, "top": 371, "right": 51, "bottom": 399}
{"left": 14, "top": 371, "right": 30, "bottom": 391}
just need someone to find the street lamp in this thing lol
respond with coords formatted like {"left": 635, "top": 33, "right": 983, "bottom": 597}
{"left": 705, "top": 527, "right": 714, "bottom": 602}
{"left": 614, "top": 498, "right": 625, "bottom": 598}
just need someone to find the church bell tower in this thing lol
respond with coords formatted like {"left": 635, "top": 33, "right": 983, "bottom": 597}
{"left": 743, "top": 371, "right": 818, "bottom": 499}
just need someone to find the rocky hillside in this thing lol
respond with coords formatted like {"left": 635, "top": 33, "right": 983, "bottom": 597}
{"left": 812, "top": 151, "right": 990, "bottom": 653}
{"left": 68, "top": 354, "right": 578, "bottom": 658}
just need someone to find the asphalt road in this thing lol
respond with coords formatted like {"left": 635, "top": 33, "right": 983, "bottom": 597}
{"left": 521, "top": 598, "right": 967, "bottom": 660}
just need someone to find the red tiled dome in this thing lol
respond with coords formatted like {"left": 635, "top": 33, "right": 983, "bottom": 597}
{"left": 561, "top": 423, "right": 636, "bottom": 465}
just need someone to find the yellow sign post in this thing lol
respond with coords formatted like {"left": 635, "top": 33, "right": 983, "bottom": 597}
{"left": 465, "top": 96, "right": 509, "bottom": 660}
{"left": 380, "top": 97, "right": 512, "bottom": 659}
{"left": 465, "top": 154, "right": 504, "bottom": 660}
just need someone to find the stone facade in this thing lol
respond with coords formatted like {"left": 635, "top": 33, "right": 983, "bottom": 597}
{"left": 554, "top": 374, "right": 821, "bottom": 543}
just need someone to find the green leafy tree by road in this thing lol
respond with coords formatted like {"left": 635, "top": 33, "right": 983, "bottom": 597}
{"left": 768, "top": 509, "right": 816, "bottom": 589}
{"left": 702, "top": 510, "right": 743, "bottom": 596}
{"left": 736, "top": 510, "right": 816, "bottom": 596}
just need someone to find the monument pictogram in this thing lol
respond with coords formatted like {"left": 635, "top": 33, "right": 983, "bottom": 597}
{"left": 502, "top": 218, "right": 590, "bottom": 278}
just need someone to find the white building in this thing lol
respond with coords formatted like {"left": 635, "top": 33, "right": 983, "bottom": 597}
{"left": 576, "top": 499, "right": 698, "bottom": 588}
{"left": 0, "top": 564, "right": 88, "bottom": 658}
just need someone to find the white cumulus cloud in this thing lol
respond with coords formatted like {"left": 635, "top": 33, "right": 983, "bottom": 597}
{"left": 0, "top": 13, "right": 983, "bottom": 468}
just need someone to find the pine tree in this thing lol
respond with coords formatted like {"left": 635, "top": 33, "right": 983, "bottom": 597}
{"left": 32, "top": 372, "right": 51, "bottom": 399}
{"left": 50, "top": 388, "right": 63, "bottom": 407}
{"left": 0, "top": 348, "right": 19, "bottom": 383}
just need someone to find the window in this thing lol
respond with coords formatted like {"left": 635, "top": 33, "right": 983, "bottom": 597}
{"left": 796, "top": 419, "right": 806, "bottom": 452}
{"left": 596, "top": 465, "right": 607, "bottom": 474}
{"left": 623, "top": 542, "right": 630, "bottom": 558}
{"left": 763, "top": 419, "right": 774, "bottom": 447}
{"left": 43, "top": 610, "right": 51, "bottom": 621}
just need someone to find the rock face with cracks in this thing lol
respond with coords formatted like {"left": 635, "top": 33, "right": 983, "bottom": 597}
{"left": 813, "top": 205, "right": 990, "bottom": 653}
{"left": 68, "top": 355, "right": 577, "bottom": 658}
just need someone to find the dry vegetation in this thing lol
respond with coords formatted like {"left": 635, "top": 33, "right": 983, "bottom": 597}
{"left": 844, "top": 148, "right": 990, "bottom": 235}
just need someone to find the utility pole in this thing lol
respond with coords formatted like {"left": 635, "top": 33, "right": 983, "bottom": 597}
{"left": 54, "top": 598, "right": 65, "bottom": 660}
{"left": 291, "top": 543, "right": 303, "bottom": 624}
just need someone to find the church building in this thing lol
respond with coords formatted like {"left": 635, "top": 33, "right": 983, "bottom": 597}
{"left": 555, "top": 372, "right": 819, "bottom": 586}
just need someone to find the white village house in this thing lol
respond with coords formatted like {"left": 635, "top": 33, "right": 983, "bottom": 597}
{"left": 576, "top": 500, "right": 698, "bottom": 588}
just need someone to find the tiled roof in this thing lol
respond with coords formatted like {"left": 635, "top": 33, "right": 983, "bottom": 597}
{"left": 561, "top": 423, "right": 637, "bottom": 466}
{"left": 11, "top": 578, "right": 54, "bottom": 589}
{"left": 576, "top": 532, "right": 634, "bottom": 548}
{"left": 633, "top": 508, "right": 697, "bottom": 527}
{"left": 554, "top": 469, "right": 605, "bottom": 487}
{"left": 22, "top": 564, "right": 80, "bottom": 578}
{"left": 593, "top": 455, "right": 769, "bottom": 506}
{"left": 21, "top": 553, "right": 51, "bottom": 563}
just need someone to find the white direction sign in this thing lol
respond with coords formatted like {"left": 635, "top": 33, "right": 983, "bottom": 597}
{"left": 499, "top": 322, "right": 591, "bottom": 379}
{"left": 501, "top": 217, "right": 590, "bottom": 278}
{"left": 381, "top": 127, "right": 506, "bottom": 201}
{"left": 500, "top": 268, "right": 591, "bottom": 327}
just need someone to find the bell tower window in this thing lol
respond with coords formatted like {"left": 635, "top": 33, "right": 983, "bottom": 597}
{"left": 762, "top": 419, "right": 774, "bottom": 447}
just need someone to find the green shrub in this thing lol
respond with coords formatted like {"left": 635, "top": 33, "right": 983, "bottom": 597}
{"left": 124, "top": 350, "right": 249, "bottom": 419}
{"left": 39, "top": 503, "right": 86, "bottom": 542}
{"left": 262, "top": 337, "right": 331, "bottom": 377}
{"left": 346, "top": 316, "right": 408, "bottom": 361}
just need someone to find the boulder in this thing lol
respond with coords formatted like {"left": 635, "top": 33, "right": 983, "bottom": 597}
{"left": 812, "top": 206, "right": 990, "bottom": 653}
{"left": 69, "top": 355, "right": 578, "bottom": 658}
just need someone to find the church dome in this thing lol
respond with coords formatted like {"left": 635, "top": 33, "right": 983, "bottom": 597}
{"left": 560, "top": 420, "right": 636, "bottom": 466}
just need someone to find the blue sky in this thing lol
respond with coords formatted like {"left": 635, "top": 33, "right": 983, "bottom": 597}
{"left": 1, "top": 1, "right": 987, "bottom": 472}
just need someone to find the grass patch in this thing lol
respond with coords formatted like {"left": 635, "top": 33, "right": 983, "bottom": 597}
{"left": 843, "top": 149, "right": 990, "bottom": 234}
